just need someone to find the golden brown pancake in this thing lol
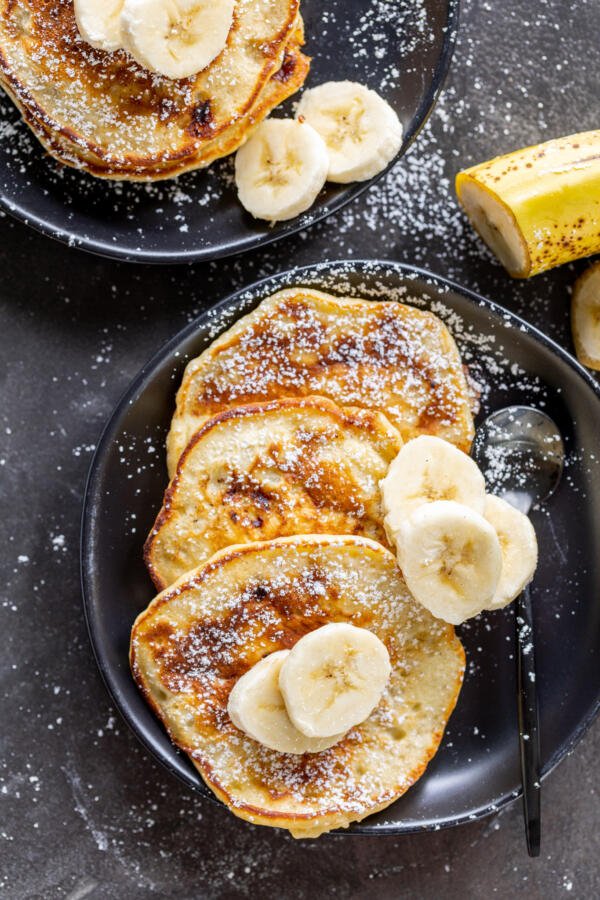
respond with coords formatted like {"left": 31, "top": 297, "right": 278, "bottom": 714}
{"left": 131, "top": 535, "right": 465, "bottom": 837}
{"left": 0, "top": 1, "right": 309, "bottom": 179}
{"left": 145, "top": 396, "right": 402, "bottom": 590}
{"left": 167, "top": 287, "right": 475, "bottom": 475}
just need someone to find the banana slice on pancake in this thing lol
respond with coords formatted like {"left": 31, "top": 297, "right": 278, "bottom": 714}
{"left": 397, "top": 500, "right": 503, "bottom": 625}
{"left": 74, "top": 0, "right": 125, "bottom": 52}
{"left": 483, "top": 494, "right": 538, "bottom": 610}
{"left": 122, "top": 0, "right": 236, "bottom": 80}
{"left": 296, "top": 81, "right": 403, "bottom": 183}
{"left": 380, "top": 435, "right": 486, "bottom": 539}
{"left": 235, "top": 119, "right": 329, "bottom": 221}
{"left": 228, "top": 651, "right": 345, "bottom": 754}
{"left": 279, "top": 623, "right": 391, "bottom": 738}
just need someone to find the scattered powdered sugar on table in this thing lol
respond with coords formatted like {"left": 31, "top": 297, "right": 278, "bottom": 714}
{"left": 1, "top": 0, "right": 599, "bottom": 893}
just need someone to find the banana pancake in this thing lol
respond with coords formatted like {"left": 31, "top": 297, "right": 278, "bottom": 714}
{"left": 25, "top": 35, "right": 309, "bottom": 179}
{"left": 167, "top": 287, "right": 475, "bottom": 476}
{"left": 0, "top": 0, "right": 308, "bottom": 179}
{"left": 131, "top": 535, "right": 466, "bottom": 837}
{"left": 145, "top": 396, "right": 402, "bottom": 590}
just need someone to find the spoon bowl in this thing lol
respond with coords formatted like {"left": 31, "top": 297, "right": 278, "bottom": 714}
{"left": 472, "top": 406, "right": 565, "bottom": 513}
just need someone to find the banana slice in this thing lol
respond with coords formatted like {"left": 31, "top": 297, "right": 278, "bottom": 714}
{"left": 74, "top": 0, "right": 125, "bottom": 52}
{"left": 484, "top": 494, "right": 538, "bottom": 610}
{"left": 380, "top": 435, "right": 486, "bottom": 540}
{"left": 235, "top": 119, "right": 329, "bottom": 222}
{"left": 227, "top": 651, "right": 344, "bottom": 755}
{"left": 572, "top": 261, "right": 600, "bottom": 370}
{"left": 278, "top": 623, "right": 391, "bottom": 738}
{"left": 121, "top": 0, "right": 235, "bottom": 80}
{"left": 397, "top": 500, "right": 502, "bottom": 625}
{"left": 295, "top": 81, "right": 403, "bottom": 183}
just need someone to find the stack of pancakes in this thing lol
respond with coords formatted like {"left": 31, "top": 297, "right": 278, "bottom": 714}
{"left": 132, "top": 287, "right": 474, "bottom": 836}
{"left": 0, "top": 0, "right": 309, "bottom": 179}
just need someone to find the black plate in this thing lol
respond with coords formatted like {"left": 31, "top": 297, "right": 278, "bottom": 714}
{"left": 0, "top": 0, "right": 458, "bottom": 263}
{"left": 81, "top": 260, "right": 600, "bottom": 834}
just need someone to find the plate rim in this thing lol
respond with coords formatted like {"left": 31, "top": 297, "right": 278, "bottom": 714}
{"left": 80, "top": 258, "right": 600, "bottom": 834}
{"left": 0, "top": 0, "right": 460, "bottom": 265}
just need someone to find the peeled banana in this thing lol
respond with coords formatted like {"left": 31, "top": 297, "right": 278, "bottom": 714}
{"left": 278, "top": 623, "right": 391, "bottom": 738}
{"left": 121, "top": 0, "right": 235, "bottom": 79}
{"left": 571, "top": 261, "right": 600, "bottom": 370}
{"left": 456, "top": 130, "right": 600, "bottom": 278}
{"left": 227, "top": 650, "right": 344, "bottom": 754}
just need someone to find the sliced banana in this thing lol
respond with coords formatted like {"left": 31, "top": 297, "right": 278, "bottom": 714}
{"left": 295, "top": 81, "right": 403, "bottom": 183}
{"left": 121, "top": 0, "right": 235, "bottom": 80}
{"left": 74, "top": 0, "right": 125, "bottom": 52}
{"left": 483, "top": 494, "right": 538, "bottom": 610}
{"left": 397, "top": 500, "right": 502, "bottom": 625}
{"left": 278, "top": 623, "right": 391, "bottom": 738}
{"left": 380, "top": 435, "right": 486, "bottom": 540}
{"left": 235, "top": 119, "right": 329, "bottom": 222}
{"left": 572, "top": 261, "right": 600, "bottom": 371}
{"left": 227, "top": 650, "right": 344, "bottom": 755}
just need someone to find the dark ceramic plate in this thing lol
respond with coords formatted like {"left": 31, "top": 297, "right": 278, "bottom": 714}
{"left": 0, "top": 0, "right": 458, "bottom": 263}
{"left": 81, "top": 260, "right": 600, "bottom": 834}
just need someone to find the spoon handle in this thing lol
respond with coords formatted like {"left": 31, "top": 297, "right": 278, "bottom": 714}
{"left": 516, "top": 584, "right": 541, "bottom": 857}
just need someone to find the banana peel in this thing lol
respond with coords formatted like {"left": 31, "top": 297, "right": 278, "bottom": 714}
{"left": 456, "top": 130, "right": 600, "bottom": 278}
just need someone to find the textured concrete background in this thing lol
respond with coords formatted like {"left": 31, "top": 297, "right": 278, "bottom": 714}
{"left": 1, "top": 0, "right": 599, "bottom": 897}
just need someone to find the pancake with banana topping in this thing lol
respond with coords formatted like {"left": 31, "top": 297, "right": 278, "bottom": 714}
{"left": 145, "top": 396, "right": 402, "bottom": 590}
{"left": 0, "top": 0, "right": 308, "bottom": 179}
{"left": 167, "top": 287, "right": 475, "bottom": 476}
{"left": 131, "top": 535, "right": 465, "bottom": 837}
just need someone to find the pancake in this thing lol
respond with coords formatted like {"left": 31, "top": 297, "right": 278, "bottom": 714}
{"left": 22, "top": 35, "right": 309, "bottom": 180}
{"left": 145, "top": 396, "right": 402, "bottom": 590}
{"left": 167, "top": 287, "right": 476, "bottom": 476}
{"left": 0, "top": 0, "right": 309, "bottom": 179}
{"left": 131, "top": 535, "right": 466, "bottom": 837}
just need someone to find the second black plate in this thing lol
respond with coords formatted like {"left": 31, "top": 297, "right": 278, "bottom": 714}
{"left": 0, "top": 0, "right": 458, "bottom": 263}
{"left": 81, "top": 260, "right": 600, "bottom": 834}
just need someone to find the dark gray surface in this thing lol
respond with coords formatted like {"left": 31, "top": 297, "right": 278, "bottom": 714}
{"left": 1, "top": 0, "right": 599, "bottom": 897}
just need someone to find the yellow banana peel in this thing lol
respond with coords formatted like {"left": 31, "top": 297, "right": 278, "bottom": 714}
{"left": 456, "top": 130, "right": 600, "bottom": 278}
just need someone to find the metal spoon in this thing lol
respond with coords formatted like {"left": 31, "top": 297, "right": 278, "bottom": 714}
{"left": 472, "top": 406, "right": 565, "bottom": 858}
